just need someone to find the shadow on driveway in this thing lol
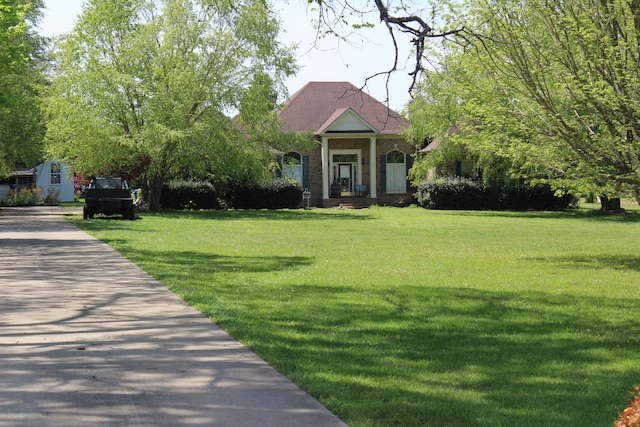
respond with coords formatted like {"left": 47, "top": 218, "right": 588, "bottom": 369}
{"left": 0, "top": 207, "right": 345, "bottom": 427}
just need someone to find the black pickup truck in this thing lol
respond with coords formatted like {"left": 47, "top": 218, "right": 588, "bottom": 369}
{"left": 83, "top": 177, "right": 135, "bottom": 220}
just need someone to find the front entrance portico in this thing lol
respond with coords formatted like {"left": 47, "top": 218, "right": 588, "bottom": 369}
{"left": 321, "top": 136, "right": 378, "bottom": 200}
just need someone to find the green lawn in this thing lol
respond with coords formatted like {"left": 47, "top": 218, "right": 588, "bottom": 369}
{"left": 71, "top": 205, "right": 640, "bottom": 426}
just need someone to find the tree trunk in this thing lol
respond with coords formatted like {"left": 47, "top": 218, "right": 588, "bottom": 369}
{"left": 599, "top": 196, "right": 621, "bottom": 211}
{"left": 144, "top": 176, "right": 165, "bottom": 212}
{"left": 633, "top": 188, "right": 640, "bottom": 206}
{"left": 487, "top": 177, "right": 500, "bottom": 209}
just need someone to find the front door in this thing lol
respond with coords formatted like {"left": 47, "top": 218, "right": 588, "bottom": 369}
{"left": 338, "top": 163, "right": 354, "bottom": 194}
{"left": 331, "top": 151, "right": 360, "bottom": 197}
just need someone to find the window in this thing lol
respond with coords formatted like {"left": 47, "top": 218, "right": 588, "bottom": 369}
{"left": 455, "top": 160, "right": 475, "bottom": 178}
{"left": 386, "top": 151, "right": 406, "bottom": 193}
{"left": 50, "top": 163, "right": 61, "bottom": 185}
{"left": 282, "top": 152, "right": 303, "bottom": 185}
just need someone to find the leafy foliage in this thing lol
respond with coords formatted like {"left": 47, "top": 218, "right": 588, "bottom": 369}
{"left": 408, "top": 0, "right": 640, "bottom": 203}
{"left": 615, "top": 386, "right": 640, "bottom": 427}
{"left": 45, "top": 0, "right": 296, "bottom": 210}
{"left": 0, "top": 0, "right": 46, "bottom": 176}
{"left": 500, "top": 184, "right": 575, "bottom": 211}
{"left": 415, "top": 177, "right": 488, "bottom": 210}
{"left": 160, "top": 180, "right": 220, "bottom": 210}
{"left": 231, "top": 178, "right": 303, "bottom": 209}
{"left": 0, "top": 187, "right": 43, "bottom": 206}
{"left": 415, "top": 177, "right": 574, "bottom": 211}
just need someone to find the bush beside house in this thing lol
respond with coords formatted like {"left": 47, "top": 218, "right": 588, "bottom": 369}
{"left": 231, "top": 178, "right": 303, "bottom": 210}
{"left": 0, "top": 187, "right": 46, "bottom": 206}
{"left": 161, "top": 181, "right": 221, "bottom": 210}
{"left": 415, "top": 177, "right": 574, "bottom": 211}
{"left": 416, "top": 177, "right": 488, "bottom": 210}
{"left": 500, "top": 185, "right": 575, "bottom": 211}
{"left": 161, "top": 178, "right": 303, "bottom": 210}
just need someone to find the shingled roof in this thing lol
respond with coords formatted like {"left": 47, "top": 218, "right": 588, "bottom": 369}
{"left": 277, "top": 82, "right": 409, "bottom": 135}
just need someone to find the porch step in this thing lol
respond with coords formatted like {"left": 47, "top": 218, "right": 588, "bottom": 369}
{"left": 339, "top": 199, "right": 375, "bottom": 209}
{"left": 323, "top": 197, "right": 377, "bottom": 209}
{"left": 339, "top": 203, "right": 368, "bottom": 209}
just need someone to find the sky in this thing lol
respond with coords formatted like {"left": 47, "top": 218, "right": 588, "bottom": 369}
{"left": 37, "top": 0, "right": 414, "bottom": 112}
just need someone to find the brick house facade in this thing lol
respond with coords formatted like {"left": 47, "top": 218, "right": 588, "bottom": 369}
{"left": 274, "top": 82, "right": 415, "bottom": 207}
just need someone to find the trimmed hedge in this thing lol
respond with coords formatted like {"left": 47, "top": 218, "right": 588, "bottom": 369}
{"left": 161, "top": 180, "right": 220, "bottom": 210}
{"left": 415, "top": 178, "right": 574, "bottom": 211}
{"left": 415, "top": 177, "right": 488, "bottom": 210}
{"left": 500, "top": 184, "right": 575, "bottom": 211}
{"left": 231, "top": 178, "right": 303, "bottom": 209}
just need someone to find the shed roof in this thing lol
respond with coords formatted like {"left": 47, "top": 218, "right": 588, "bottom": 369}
{"left": 10, "top": 168, "right": 35, "bottom": 178}
{"left": 277, "top": 82, "right": 408, "bottom": 135}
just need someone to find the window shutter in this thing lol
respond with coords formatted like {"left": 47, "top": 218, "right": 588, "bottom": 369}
{"left": 380, "top": 155, "right": 387, "bottom": 193}
{"left": 405, "top": 154, "right": 414, "bottom": 193}
{"left": 276, "top": 157, "right": 283, "bottom": 178}
{"left": 455, "top": 160, "right": 462, "bottom": 177}
{"left": 302, "top": 155, "right": 309, "bottom": 189}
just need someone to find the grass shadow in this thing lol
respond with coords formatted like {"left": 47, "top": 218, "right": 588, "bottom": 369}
{"left": 529, "top": 254, "right": 640, "bottom": 272}
{"left": 122, "top": 248, "right": 314, "bottom": 276}
{"left": 228, "top": 285, "right": 640, "bottom": 426}
{"left": 440, "top": 208, "right": 640, "bottom": 223}
{"left": 154, "top": 208, "right": 373, "bottom": 221}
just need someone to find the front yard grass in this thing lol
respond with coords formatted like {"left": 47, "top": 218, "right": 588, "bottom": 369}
{"left": 72, "top": 205, "right": 640, "bottom": 426}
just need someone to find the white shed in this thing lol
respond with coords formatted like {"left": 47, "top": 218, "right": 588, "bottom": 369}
{"left": 35, "top": 160, "right": 75, "bottom": 202}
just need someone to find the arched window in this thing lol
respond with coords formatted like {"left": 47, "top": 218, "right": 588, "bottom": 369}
{"left": 282, "top": 152, "right": 303, "bottom": 185}
{"left": 386, "top": 150, "right": 407, "bottom": 193}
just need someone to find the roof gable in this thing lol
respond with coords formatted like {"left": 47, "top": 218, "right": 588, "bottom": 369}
{"left": 278, "top": 82, "right": 408, "bottom": 135}
{"left": 318, "top": 107, "right": 377, "bottom": 133}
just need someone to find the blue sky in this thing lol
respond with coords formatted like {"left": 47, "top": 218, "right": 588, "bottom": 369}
{"left": 38, "top": 0, "right": 414, "bottom": 112}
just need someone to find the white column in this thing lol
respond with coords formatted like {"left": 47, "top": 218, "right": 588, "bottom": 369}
{"left": 369, "top": 136, "right": 377, "bottom": 198}
{"left": 322, "top": 137, "right": 329, "bottom": 200}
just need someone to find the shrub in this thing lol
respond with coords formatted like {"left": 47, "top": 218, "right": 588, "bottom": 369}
{"left": 1, "top": 187, "right": 44, "bottom": 206}
{"left": 45, "top": 188, "right": 60, "bottom": 204}
{"left": 415, "top": 178, "right": 574, "bottom": 211}
{"left": 615, "top": 386, "right": 640, "bottom": 427}
{"left": 500, "top": 184, "right": 575, "bottom": 211}
{"left": 161, "top": 180, "right": 220, "bottom": 210}
{"left": 231, "top": 178, "right": 303, "bottom": 209}
{"left": 415, "top": 177, "right": 488, "bottom": 210}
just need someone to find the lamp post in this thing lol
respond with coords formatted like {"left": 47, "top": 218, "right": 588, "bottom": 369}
{"left": 302, "top": 188, "right": 311, "bottom": 209}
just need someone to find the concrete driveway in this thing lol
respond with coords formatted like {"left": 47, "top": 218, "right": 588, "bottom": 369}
{"left": 0, "top": 207, "right": 346, "bottom": 427}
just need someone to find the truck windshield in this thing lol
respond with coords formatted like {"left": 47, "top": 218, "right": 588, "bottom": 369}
{"left": 91, "top": 178, "right": 125, "bottom": 189}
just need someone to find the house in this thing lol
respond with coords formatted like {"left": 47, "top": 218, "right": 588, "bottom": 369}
{"left": 0, "top": 168, "right": 34, "bottom": 200}
{"left": 0, "top": 160, "right": 75, "bottom": 203}
{"left": 274, "top": 82, "right": 415, "bottom": 207}
{"left": 420, "top": 135, "right": 477, "bottom": 179}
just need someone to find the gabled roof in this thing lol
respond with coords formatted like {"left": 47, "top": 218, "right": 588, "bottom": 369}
{"left": 318, "top": 107, "right": 377, "bottom": 134}
{"left": 420, "top": 139, "right": 441, "bottom": 152}
{"left": 277, "top": 82, "right": 408, "bottom": 135}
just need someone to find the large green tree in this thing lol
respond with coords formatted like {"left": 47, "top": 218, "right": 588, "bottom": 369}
{"left": 45, "top": 0, "right": 296, "bottom": 210}
{"left": 408, "top": 0, "right": 640, "bottom": 207}
{"left": 0, "top": 0, "right": 46, "bottom": 176}
{"left": 476, "top": 0, "right": 640, "bottom": 205}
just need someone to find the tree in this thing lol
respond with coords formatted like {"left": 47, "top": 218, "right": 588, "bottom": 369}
{"left": 408, "top": 0, "right": 640, "bottom": 208}
{"left": 0, "top": 0, "right": 46, "bottom": 176}
{"left": 45, "top": 0, "right": 296, "bottom": 210}
{"left": 304, "top": 0, "right": 469, "bottom": 98}
{"left": 470, "top": 0, "right": 640, "bottom": 206}
{"left": 407, "top": 48, "right": 517, "bottom": 190}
